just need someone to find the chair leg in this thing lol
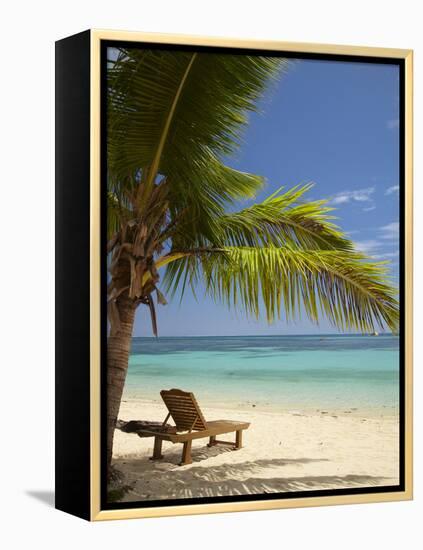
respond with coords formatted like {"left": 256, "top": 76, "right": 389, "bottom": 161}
{"left": 180, "top": 440, "right": 193, "bottom": 466}
{"left": 150, "top": 436, "right": 164, "bottom": 460}
{"left": 235, "top": 430, "right": 243, "bottom": 449}
{"left": 207, "top": 435, "right": 216, "bottom": 447}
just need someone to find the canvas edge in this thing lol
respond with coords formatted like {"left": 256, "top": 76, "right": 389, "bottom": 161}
{"left": 403, "top": 48, "right": 413, "bottom": 504}
{"left": 55, "top": 29, "right": 92, "bottom": 521}
{"left": 88, "top": 29, "right": 413, "bottom": 521}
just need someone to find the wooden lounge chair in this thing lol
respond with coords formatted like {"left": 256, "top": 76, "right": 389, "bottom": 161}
{"left": 138, "top": 389, "right": 250, "bottom": 466}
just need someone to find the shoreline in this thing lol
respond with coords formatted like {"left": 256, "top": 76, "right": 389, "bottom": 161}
{"left": 119, "top": 395, "right": 399, "bottom": 419}
{"left": 111, "top": 399, "right": 400, "bottom": 503}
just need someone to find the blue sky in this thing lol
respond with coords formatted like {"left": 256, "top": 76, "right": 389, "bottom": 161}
{"left": 134, "top": 57, "right": 400, "bottom": 337}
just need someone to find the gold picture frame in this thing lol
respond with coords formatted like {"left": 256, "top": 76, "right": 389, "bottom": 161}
{"left": 55, "top": 29, "right": 413, "bottom": 521}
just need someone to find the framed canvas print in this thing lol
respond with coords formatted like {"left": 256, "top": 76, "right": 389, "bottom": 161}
{"left": 55, "top": 29, "right": 413, "bottom": 521}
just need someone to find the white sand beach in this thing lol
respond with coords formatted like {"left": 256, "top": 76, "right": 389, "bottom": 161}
{"left": 112, "top": 399, "right": 400, "bottom": 502}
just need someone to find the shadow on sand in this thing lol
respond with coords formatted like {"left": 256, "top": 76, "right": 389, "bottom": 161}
{"left": 113, "top": 451, "right": 390, "bottom": 502}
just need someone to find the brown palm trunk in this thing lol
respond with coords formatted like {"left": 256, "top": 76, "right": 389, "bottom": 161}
{"left": 106, "top": 296, "right": 137, "bottom": 476}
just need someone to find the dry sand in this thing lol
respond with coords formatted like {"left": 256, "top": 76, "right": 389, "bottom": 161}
{"left": 112, "top": 399, "right": 400, "bottom": 502}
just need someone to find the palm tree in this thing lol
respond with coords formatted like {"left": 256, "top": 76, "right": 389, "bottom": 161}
{"left": 106, "top": 48, "right": 399, "bottom": 475}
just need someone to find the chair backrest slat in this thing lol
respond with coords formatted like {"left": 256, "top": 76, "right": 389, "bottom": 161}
{"left": 160, "top": 389, "right": 207, "bottom": 431}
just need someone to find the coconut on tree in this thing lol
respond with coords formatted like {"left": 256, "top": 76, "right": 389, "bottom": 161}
{"left": 106, "top": 48, "right": 399, "bottom": 475}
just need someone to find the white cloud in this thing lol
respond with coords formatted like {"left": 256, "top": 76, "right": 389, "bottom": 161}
{"left": 373, "top": 251, "right": 399, "bottom": 260}
{"left": 353, "top": 223, "right": 399, "bottom": 259}
{"left": 362, "top": 206, "right": 376, "bottom": 212}
{"left": 330, "top": 187, "right": 375, "bottom": 205}
{"left": 354, "top": 240, "right": 381, "bottom": 254}
{"left": 379, "top": 222, "right": 399, "bottom": 240}
{"left": 385, "top": 185, "right": 400, "bottom": 196}
{"left": 386, "top": 118, "right": 399, "bottom": 129}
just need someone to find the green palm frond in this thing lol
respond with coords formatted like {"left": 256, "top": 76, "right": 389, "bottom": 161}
{"left": 163, "top": 246, "right": 399, "bottom": 333}
{"left": 210, "top": 183, "right": 355, "bottom": 251}
{"left": 107, "top": 191, "right": 128, "bottom": 240}
{"left": 107, "top": 48, "right": 288, "bottom": 227}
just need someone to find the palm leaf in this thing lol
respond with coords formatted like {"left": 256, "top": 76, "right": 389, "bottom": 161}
{"left": 107, "top": 48, "right": 289, "bottom": 231}
{"left": 187, "top": 183, "right": 355, "bottom": 251}
{"left": 163, "top": 246, "right": 399, "bottom": 333}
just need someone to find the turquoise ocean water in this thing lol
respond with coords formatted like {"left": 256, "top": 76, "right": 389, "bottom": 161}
{"left": 123, "top": 335, "right": 400, "bottom": 412}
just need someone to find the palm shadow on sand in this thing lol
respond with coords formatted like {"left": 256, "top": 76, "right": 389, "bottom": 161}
{"left": 113, "top": 451, "right": 392, "bottom": 502}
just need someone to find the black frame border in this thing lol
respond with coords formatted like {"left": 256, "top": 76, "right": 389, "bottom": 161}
{"left": 55, "top": 30, "right": 92, "bottom": 520}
